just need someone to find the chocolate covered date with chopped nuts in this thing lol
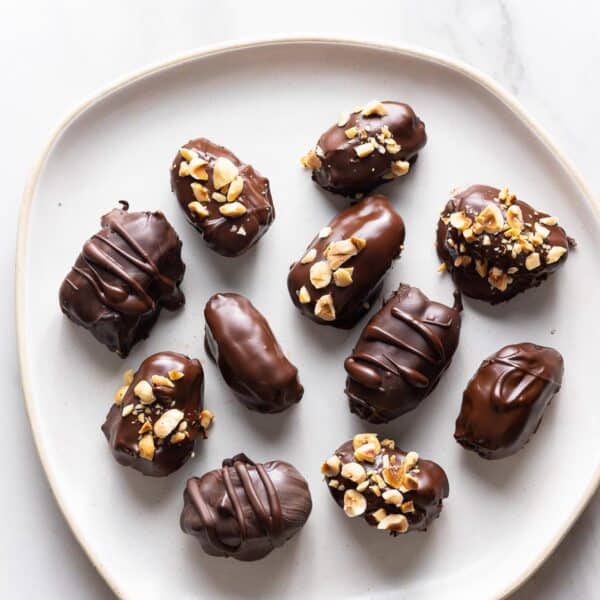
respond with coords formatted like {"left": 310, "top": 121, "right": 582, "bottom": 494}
{"left": 171, "top": 138, "right": 275, "bottom": 257}
{"left": 321, "top": 434, "right": 449, "bottom": 535}
{"left": 204, "top": 293, "right": 303, "bottom": 413}
{"left": 455, "top": 342, "right": 564, "bottom": 459}
{"left": 436, "top": 185, "right": 573, "bottom": 303}
{"left": 300, "top": 100, "right": 427, "bottom": 197}
{"left": 287, "top": 195, "right": 405, "bottom": 328}
{"left": 102, "top": 352, "right": 213, "bottom": 477}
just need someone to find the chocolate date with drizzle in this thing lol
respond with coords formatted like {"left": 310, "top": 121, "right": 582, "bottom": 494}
{"left": 321, "top": 434, "right": 449, "bottom": 535}
{"left": 454, "top": 343, "right": 564, "bottom": 459}
{"left": 59, "top": 204, "right": 185, "bottom": 357}
{"left": 204, "top": 293, "right": 303, "bottom": 413}
{"left": 181, "top": 454, "right": 312, "bottom": 561}
{"left": 171, "top": 138, "right": 275, "bottom": 257}
{"left": 287, "top": 194, "right": 405, "bottom": 328}
{"left": 345, "top": 284, "right": 462, "bottom": 423}
{"left": 301, "top": 100, "right": 427, "bottom": 197}
{"left": 102, "top": 352, "right": 213, "bottom": 477}
{"left": 436, "top": 184, "right": 572, "bottom": 303}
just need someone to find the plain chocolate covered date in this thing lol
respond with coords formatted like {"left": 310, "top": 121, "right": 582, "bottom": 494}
{"left": 321, "top": 434, "right": 449, "bottom": 535}
{"left": 436, "top": 184, "right": 572, "bottom": 303}
{"left": 171, "top": 138, "right": 275, "bottom": 257}
{"left": 301, "top": 100, "right": 426, "bottom": 197}
{"left": 345, "top": 284, "right": 462, "bottom": 423}
{"left": 101, "top": 352, "right": 213, "bottom": 477}
{"left": 287, "top": 195, "right": 405, "bottom": 328}
{"left": 454, "top": 342, "right": 563, "bottom": 459}
{"left": 181, "top": 454, "right": 312, "bottom": 561}
{"left": 204, "top": 293, "right": 303, "bottom": 413}
{"left": 59, "top": 204, "right": 185, "bottom": 357}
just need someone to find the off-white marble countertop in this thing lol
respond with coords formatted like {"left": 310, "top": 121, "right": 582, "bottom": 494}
{"left": 2, "top": 1, "right": 598, "bottom": 598}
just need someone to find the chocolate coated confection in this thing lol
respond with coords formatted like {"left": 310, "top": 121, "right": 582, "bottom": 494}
{"left": 59, "top": 204, "right": 185, "bottom": 357}
{"left": 436, "top": 185, "right": 572, "bottom": 303}
{"left": 287, "top": 195, "right": 405, "bottom": 329}
{"left": 301, "top": 100, "right": 427, "bottom": 196}
{"left": 321, "top": 434, "right": 448, "bottom": 534}
{"left": 454, "top": 342, "right": 563, "bottom": 459}
{"left": 102, "top": 352, "right": 213, "bottom": 477}
{"left": 204, "top": 293, "right": 303, "bottom": 413}
{"left": 345, "top": 284, "right": 462, "bottom": 423}
{"left": 181, "top": 454, "right": 312, "bottom": 561}
{"left": 171, "top": 138, "right": 274, "bottom": 257}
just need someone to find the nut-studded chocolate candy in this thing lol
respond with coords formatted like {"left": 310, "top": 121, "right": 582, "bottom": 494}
{"left": 321, "top": 434, "right": 449, "bottom": 534}
{"left": 204, "top": 293, "right": 303, "bottom": 413}
{"left": 454, "top": 343, "right": 564, "bottom": 459}
{"left": 287, "top": 195, "right": 405, "bottom": 328}
{"left": 436, "top": 185, "right": 573, "bottom": 303}
{"left": 102, "top": 352, "right": 213, "bottom": 477}
{"left": 345, "top": 284, "right": 462, "bottom": 423}
{"left": 301, "top": 100, "right": 427, "bottom": 197}
{"left": 171, "top": 138, "right": 275, "bottom": 257}
{"left": 59, "top": 203, "right": 185, "bottom": 357}
{"left": 181, "top": 454, "right": 312, "bottom": 561}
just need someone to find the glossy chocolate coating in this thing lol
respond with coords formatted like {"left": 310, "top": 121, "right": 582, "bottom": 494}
{"left": 59, "top": 204, "right": 185, "bottom": 357}
{"left": 454, "top": 343, "right": 563, "bottom": 459}
{"left": 171, "top": 138, "right": 274, "bottom": 257}
{"left": 102, "top": 352, "right": 210, "bottom": 477}
{"left": 181, "top": 454, "right": 312, "bottom": 561}
{"left": 345, "top": 285, "right": 462, "bottom": 423}
{"left": 204, "top": 293, "right": 303, "bottom": 413}
{"left": 436, "top": 185, "right": 572, "bottom": 303}
{"left": 303, "top": 101, "right": 426, "bottom": 196}
{"left": 287, "top": 195, "right": 405, "bottom": 329}
{"left": 322, "top": 435, "right": 448, "bottom": 534}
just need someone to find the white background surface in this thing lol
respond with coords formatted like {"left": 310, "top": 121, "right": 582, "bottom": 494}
{"left": 2, "top": 1, "right": 598, "bottom": 598}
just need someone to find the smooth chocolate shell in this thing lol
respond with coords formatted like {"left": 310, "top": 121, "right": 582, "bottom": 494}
{"left": 204, "top": 293, "right": 303, "bottom": 413}
{"left": 287, "top": 194, "right": 405, "bottom": 329}
{"left": 436, "top": 184, "right": 572, "bottom": 303}
{"left": 345, "top": 284, "right": 462, "bottom": 423}
{"left": 171, "top": 138, "right": 274, "bottom": 257}
{"left": 59, "top": 204, "right": 185, "bottom": 357}
{"left": 454, "top": 342, "right": 564, "bottom": 459}
{"left": 181, "top": 454, "right": 312, "bottom": 561}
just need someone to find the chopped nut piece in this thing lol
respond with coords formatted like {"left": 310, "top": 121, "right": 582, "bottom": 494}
{"left": 352, "top": 433, "right": 381, "bottom": 453}
{"left": 362, "top": 100, "right": 388, "bottom": 117}
{"left": 328, "top": 479, "right": 340, "bottom": 489}
{"left": 123, "top": 369, "right": 134, "bottom": 385}
{"left": 121, "top": 403, "right": 134, "bottom": 417}
{"left": 138, "top": 420, "right": 152, "bottom": 434}
{"left": 382, "top": 465, "right": 404, "bottom": 489}
{"left": 114, "top": 385, "right": 128, "bottom": 405}
{"left": 355, "top": 142, "right": 375, "bottom": 158}
{"left": 381, "top": 438, "right": 395, "bottom": 450}
{"left": 546, "top": 246, "right": 567, "bottom": 264}
{"left": 189, "top": 157, "right": 209, "bottom": 180}
{"left": 488, "top": 267, "right": 510, "bottom": 292}
{"left": 351, "top": 236, "right": 367, "bottom": 251}
{"left": 449, "top": 211, "right": 473, "bottom": 231}
{"left": 309, "top": 261, "right": 332, "bottom": 289}
{"left": 178, "top": 421, "right": 188, "bottom": 432}
{"left": 179, "top": 147, "right": 197, "bottom": 162}
{"left": 153, "top": 409, "right": 184, "bottom": 439}
{"left": 219, "top": 202, "right": 247, "bottom": 218}
{"left": 170, "top": 431, "right": 186, "bottom": 444}
{"left": 371, "top": 508, "right": 387, "bottom": 523}
{"left": 482, "top": 234, "right": 491, "bottom": 246}
{"left": 343, "top": 489, "right": 367, "bottom": 518}
{"left": 454, "top": 255, "right": 472, "bottom": 268}
{"left": 525, "top": 252, "right": 541, "bottom": 271}
{"left": 212, "top": 157, "right": 238, "bottom": 190}
{"left": 337, "top": 112, "right": 350, "bottom": 127}
{"left": 211, "top": 192, "right": 226, "bottom": 203}
{"left": 300, "top": 248, "right": 317, "bottom": 264}
{"left": 539, "top": 216, "right": 558, "bottom": 226}
{"left": 534, "top": 222, "right": 550, "bottom": 239}
{"left": 506, "top": 205, "right": 524, "bottom": 230}
{"left": 333, "top": 267, "right": 354, "bottom": 287}
{"left": 475, "top": 259, "right": 488, "bottom": 278}
{"left": 401, "top": 500, "right": 415, "bottom": 513}
{"left": 188, "top": 201, "right": 209, "bottom": 219}
{"left": 168, "top": 370, "right": 184, "bottom": 381}
{"left": 385, "top": 141, "right": 401, "bottom": 154}
{"left": 133, "top": 380, "right": 155, "bottom": 405}
{"left": 227, "top": 176, "right": 244, "bottom": 202}
{"left": 377, "top": 513, "right": 408, "bottom": 533}
{"left": 402, "top": 473, "right": 419, "bottom": 491}
{"left": 437, "top": 262, "right": 447, "bottom": 273}
{"left": 391, "top": 160, "right": 410, "bottom": 177}
{"left": 200, "top": 409, "right": 214, "bottom": 430}
{"left": 321, "top": 455, "right": 342, "bottom": 477}
{"left": 300, "top": 150, "right": 322, "bottom": 170}
{"left": 190, "top": 182, "right": 210, "bottom": 202}
{"left": 463, "top": 228, "right": 476, "bottom": 242}
{"left": 297, "top": 286, "right": 311, "bottom": 304}
{"left": 326, "top": 238, "right": 362, "bottom": 270}
{"left": 178, "top": 162, "right": 190, "bottom": 177}
{"left": 476, "top": 204, "right": 504, "bottom": 233}
{"left": 345, "top": 126, "right": 358, "bottom": 139}
{"left": 356, "top": 480, "right": 369, "bottom": 492}
{"left": 354, "top": 442, "right": 378, "bottom": 463}
{"left": 138, "top": 434, "right": 155, "bottom": 461}
{"left": 314, "top": 294, "right": 336, "bottom": 321}
{"left": 151, "top": 374, "right": 175, "bottom": 388}
{"left": 341, "top": 462, "right": 367, "bottom": 484}
{"left": 319, "top": 226, "right": 332, "bottom": 238}
{"left": 403, "top": 451, "right": 419, "bottom": 470}
{"left": 382, "top": 489, "right": 404, "bottom": 506}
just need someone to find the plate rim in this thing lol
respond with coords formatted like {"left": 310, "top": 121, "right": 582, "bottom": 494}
{"left": 15, "top": 34, "right": 600, "bottom": 600}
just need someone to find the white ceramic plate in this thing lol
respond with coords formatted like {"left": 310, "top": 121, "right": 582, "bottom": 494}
{"left": 17, "top": 37, "right": 600, "bottom": 600}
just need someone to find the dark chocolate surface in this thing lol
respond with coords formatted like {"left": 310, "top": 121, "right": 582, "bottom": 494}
{"left": 287, "top": 194, "right": 405, "bottom": 329}
{"left": 204, "top": 293, "right": 303, "bottom": 413}
{"left": 345, "top": 284, "right": 462, "bottom": 423}
{"left": 301, "top": 100, "right": 426, "bottom": 197}
{"left": 454, "top": 342, "right": 563, "bottom": 459}
{"left": 322, "top": 435, "right": 448, "bottom": 534}
{"left": 436, "top": 184, "right": 572, "bottom": 303}
{"left": 102, "top": 352, "right": 212, "bottom": 477}
{"left": 181, "top": 454, "right": 312, "bottom": 561}
{"left": 59, "top": 204, "right": 185, "bottom": 357}
{"left": 171, "top": 138, "right": 275, "bottom": 257}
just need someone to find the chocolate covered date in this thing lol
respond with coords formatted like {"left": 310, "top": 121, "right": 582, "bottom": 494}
{"left": 59, "top": 203, "right": 185, "bottom": 357}
{"left": 181, "top": 453, "right": 312, "bottom": 561}
{"left": 102, "top": 352, "right": 213, "bottom": 477}
{"left": 171, "top": 138, "right": 275, "bottom": 257}
{"left": 436, "top": 185, "right": 572, "bottom": 303}
{"left": 321, "top": 434, "right": 449, "bottom": 535}
{"left": 204, "top": 293, "right": 303, "bottom": 413}
{"left": 454, "top": 342, "right": 563, "bottom": 459}
{"left": 301, "top": 100, "right": 427, "bottom": 197}
{"left": 345, "top": 284, "right": 462, "bottom": 423}
{"left": 287, "top": 195, "right": 405, "bottom": 328}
